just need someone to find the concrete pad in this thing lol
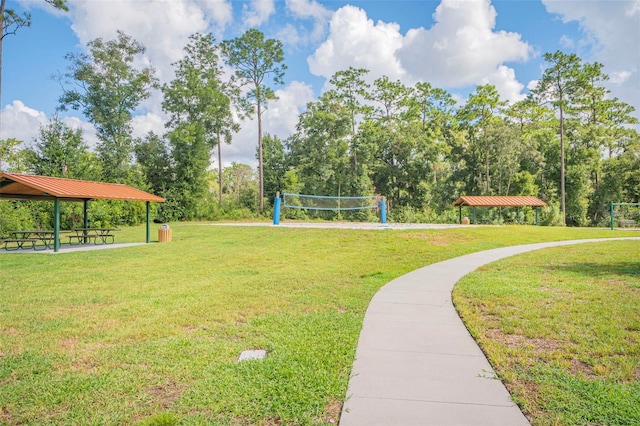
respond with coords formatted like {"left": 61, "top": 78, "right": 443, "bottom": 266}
{"left": 370, "top": 289, "right": 453, "bottom": 306}
{"left": 357, "top": 320, "right": 482, "bottom": 356}
{"left": 341, "top": 397, "right": 529, "bottom": 426}
{"left": 350, "top": 349, "right": 496, "bottom": 384}
{"left": 364, "top": 302, "right": 463, "bottom": 326}
{"left": 238, "top": 349, "right": 267, "bottom": 362}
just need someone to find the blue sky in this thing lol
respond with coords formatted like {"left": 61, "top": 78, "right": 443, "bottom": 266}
{"left": 3, "top": 0, "right": 639, "bottom": 166}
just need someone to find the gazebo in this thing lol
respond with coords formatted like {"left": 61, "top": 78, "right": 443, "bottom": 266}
{"left": 453, "top": 195, "right": 547, "bottom": 225}
{"left": 0, "top": 173, "right": 165, "bottom": 252}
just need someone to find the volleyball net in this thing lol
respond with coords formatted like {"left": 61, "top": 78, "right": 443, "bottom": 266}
{"left": 282, "top": 193, "right": 379, "bottom": 211}
{"left": 273, "top": 193, "right": 387, "bottom": 224}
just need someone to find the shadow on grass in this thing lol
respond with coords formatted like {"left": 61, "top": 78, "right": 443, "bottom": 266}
{"left": 548, "top": 262, "right": 640, "bottom": 278}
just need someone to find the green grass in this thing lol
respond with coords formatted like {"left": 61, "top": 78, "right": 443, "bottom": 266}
{"left": 454, "top": 240, "right": 640, "bottom": 426}
{"left": 1, "top": 223, "right": 638, "bottom": 425}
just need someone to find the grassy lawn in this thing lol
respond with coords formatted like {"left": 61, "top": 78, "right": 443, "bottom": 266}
{"left": 454, "top": 240, "right": 640, "bottom": 426}
{"left": 1, "top": 224, "right": 638, "bottom": 425}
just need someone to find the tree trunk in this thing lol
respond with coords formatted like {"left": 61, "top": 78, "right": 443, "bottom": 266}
{"left": 217, "top": 132, "right": 222, "bottom": 205}
{"left": 351, "top": 112, "right": 357, "bottom": 174}
{"left": 560, "top": 107, "right": 566, "bottom": 225}
{"left": 0, "top": 0, "right": 6, "bottom": 143}
{"left": 485, "top": 151, "right": 490, "bottom": 195}
{"left": 257, "top": 100, "right": 264, "bottom": 212}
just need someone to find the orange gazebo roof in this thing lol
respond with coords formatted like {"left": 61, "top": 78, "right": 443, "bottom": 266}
{"left": 0, "top": 173, "right": 165, "bottom": 202}
{"left": 453, "top": 195, "right": 547, "bottom": 207}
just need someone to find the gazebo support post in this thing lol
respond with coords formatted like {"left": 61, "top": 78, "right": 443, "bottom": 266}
{"left": 536, "top": 207, "right": 540, "bottom": 226}
{"left": 83, "top": 200, "right": 89, "bottom": 243}
{"left": 610, "top": 201, "right": 614, "bottom": 230}
{"left": 459, "top": 205, "right": 462, "bottom": 224}
{"left": 473, "top": 207, "right": 477, "bottom": 224}
{"left": 146, "top": 201, "right": 151, "bottom": 243}
{"left": 54, "top": 198, "right": 61, "bottom": 252}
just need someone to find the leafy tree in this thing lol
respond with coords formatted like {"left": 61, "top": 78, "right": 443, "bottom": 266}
{"left": 222, "top": 162, "right": 258, "bottom": 210}
{"left": 27, "top": 115, "right": 98, "bottom": 179}
{"left": 405, "top": 82, "right": 456, "bottom": 211}
{"left": 164, "top": 33, "right": 239, "bottom": 206}
{"left": 165, "top": 123, "right": 213, "bottom": 220}
{"left": 565, "top": 163, "right": 593, "bottom": 226}
{"left": 456, "top": 84, "right": 507, "bottom": 195}
{"left": 221, "top": 28, "right": 286, "bottom": 212}
{"left": 329, "top": 67, "right": 370, "bottom": 173}
{"left": 589, "top": 157, "right": 625, "bottom": 225}
{"left": 134, "top": 131, "right": 173, "bottom": 196}
{"left": 0, "top": 0, "right": 69, "bottom": 141}
{"left": 505, "top": 97, "right": 557, "bottom": 202}
{"left": 261, "top": 133, "right": 287, "bottom": 205}
{"left": 599, "top": 99, "right": 639, "bottom": 158}
{"left": 409, "top": 82, "right": 456, "bottom": 135}
{"left": 58, "top": 30, "right": 158, "bottom": 183}
{"left": 365, "top": 77, "right": 422, "bottom": 210}
{"left": 329, "top": 67, "right": 370, "bottom": 135}
{"left": 533, "top": 51, "right": 583, "bottom": 225}
{"left": 366, "top": 76, "right": 410, "bottom": 122}
{"left": 0, "top": 137, "right": 25, "bottom": 172}
{"left": 288, "top": 90, "right": 352, "bottom": 200}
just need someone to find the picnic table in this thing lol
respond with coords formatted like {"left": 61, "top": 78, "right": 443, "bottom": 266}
{"left": 4, "top": 230, "right": 69, "bottom": 250}
{"left": 68, "top": 228, "right": 122, "bottom": 245}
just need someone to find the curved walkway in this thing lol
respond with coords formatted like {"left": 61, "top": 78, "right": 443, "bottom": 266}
{"left": 340, "top": 237, "right": 640, "bottom": 426}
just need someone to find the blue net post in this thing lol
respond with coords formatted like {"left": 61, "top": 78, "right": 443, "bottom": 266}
{"left": 273, "top": 193, "right": 281, "bottom": 225}
{"left": 380, "top": 198, "right": 387, "bottom": 224}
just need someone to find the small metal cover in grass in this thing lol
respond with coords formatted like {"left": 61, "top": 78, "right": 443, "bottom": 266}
{"left": 238, "top": 349, "right": 267, "bottom": 362}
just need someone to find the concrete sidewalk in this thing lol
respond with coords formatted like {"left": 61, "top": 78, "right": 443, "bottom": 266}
{"left": 340, "top": 237, "right": 640, "bottom": 426}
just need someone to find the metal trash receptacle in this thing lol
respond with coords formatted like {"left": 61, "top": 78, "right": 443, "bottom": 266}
{"left": 158, "top": 224, "right": 172, "bottom": 242}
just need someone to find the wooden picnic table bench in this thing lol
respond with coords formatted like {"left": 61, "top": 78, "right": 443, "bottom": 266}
{"left": 7, "top": 230, "right": 69, "bottom": 250}
{"left": 619, "top": 219, "right": 637, "bottom": 228}
{"left": 1, "top": 237, "right": 39, "bottom": 250}
{"left": 69, "top": 228, "right": 122, "bottom": 245}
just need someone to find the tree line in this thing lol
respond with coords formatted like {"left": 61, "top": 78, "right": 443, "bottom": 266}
{"left": 270, "top": 55, "right": 639, "bottom": 226}
{"left": 1, "top": 29, "right": 639, "bottom": 232}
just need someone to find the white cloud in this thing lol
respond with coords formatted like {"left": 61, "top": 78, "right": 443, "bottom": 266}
{"left": 1, "top": 101, "right": 49, "bottom": 146}
{"left": 610, "top": 71, "right": 632, "bottom": 85}
{"left": 275, "top": 23, "right": 304, "bottom": 46}
{"left": 242, "top": 0, "right": 276, "bottom": 28}
{"left": 69, "top": 0, "right": 225, "bottom": 83}
{"left": 0, "top": 100, "right": 101, "bottom": 150}
{"left": 542, "top": 0, "right": 639, "bottom": 115}
{"left": 308, "top": 1, "right": 531, "bottom": 103}
{"left": 397, "top": 0, "right": 531, "bottom": 88}
{"left": 195, "top": 0, "right": 233, "bottom": 29}
{"left": 61, "top": 116, "right": 99, "bottom": 149}
{"left": 307, "top": 5, "right": 405, "bottom": 81}
{"left": 131, "top": 112, "right": 166, "bottom": 141}
{"left": 481, "top": 66, "right": 526, "bottom": 103}
{"left": 286, "top": 0, "right": 331, "bottom": 21}
{"left": 285, "top": 0, "right": 332, "bottom": 41}
{"left": 559, "top": 35, "right": 575, "bottom": 50}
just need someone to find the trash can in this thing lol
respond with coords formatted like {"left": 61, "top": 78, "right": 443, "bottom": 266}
{"left": 158, "top": 224, "right": 172, "bottom": 242}
{"left": 461, "top": 217, "right": 470, "bottom": 225}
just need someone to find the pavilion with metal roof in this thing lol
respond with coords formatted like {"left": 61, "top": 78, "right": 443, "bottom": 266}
{"left": 0, "top": 173, "right": 165, "bottom": 252}
{"left": 453, "top": 195, "right": 548, "bottom": 225}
